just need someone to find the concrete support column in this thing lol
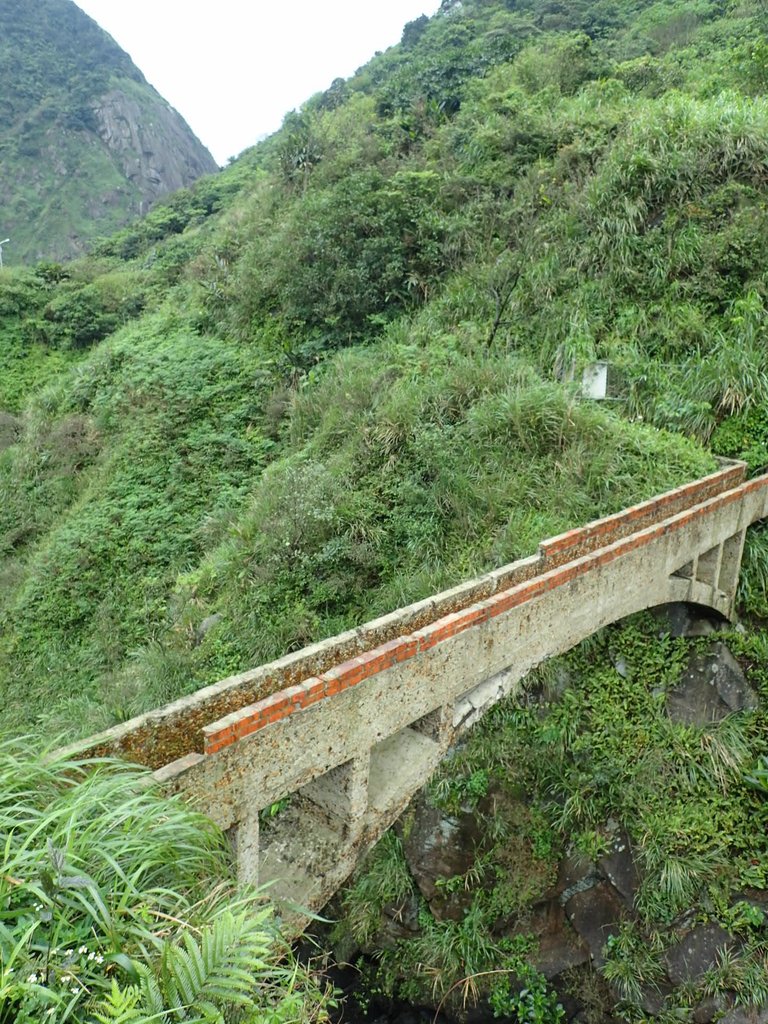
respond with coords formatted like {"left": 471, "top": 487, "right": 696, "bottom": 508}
{"left": 301, "top": 755, "right": 370, "bottom": 838}
{"left": 230, "top": 813, "right": 260, "bottom": 887}
{"left": 718, "top": 530, "right": 747, "bottom": 609}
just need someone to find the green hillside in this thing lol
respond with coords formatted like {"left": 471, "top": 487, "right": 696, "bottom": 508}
{"left": 3, "top": 0, "right": 768, "bottom": 738}
{"left": 0, "top": 0, "right": 217, "bottom": 263}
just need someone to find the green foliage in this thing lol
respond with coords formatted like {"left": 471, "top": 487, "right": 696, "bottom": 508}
{"left": 514, "top": 34, "right": 606, "bottom": 97}
{"left": 163, "top": 349, "right": 711, "bottom": 712}
{"left": 737, "top": 30, "right": 768, "bottom": 93}
{"left": 0, "top": 318, "right": 274, "bottom": 734}
{"left": 3, "top": 1, "right": 768, "bottom": 1018}
{"left": 341, "top": 851, "right": 561, "bottom": 1018}
{"left": 0, "top": 315, "right": 714, "bottom": 737}
{"left": 712, "top": 404, "right": 768, "bottom": 473}
{"left": 736, "top": 524, "right": 768, "bottom": 620}
{"left": 701, "top": 940, "right": 768, "bottom": 1009}
{"left": 486, "top": 616, "right": 764, "bottom": 944}
{"left": 0, "top": 0, "right": 138, "bottom": 128}
{"left": 26, "top": 274, "right": 147, "bottom": 350}
{"left": 371, "top": 908, "right": 547, "bottom": 1009}
{"left": 96, "top": 175, "right": 243, "bottom": 263}
{"left": 724, "top": 899, "right": 766, "bottom": 934}
{"left": 228, "top": 169, "right": 449, "bottom": 354}
{"left": 6, "top": 0, "right": 768, "bottom": 754}
{"left": 489, "top": 968, "right": 564, "bottom": 1024}
{"left": 602, "top": 924, "right": 666, "bottom": 1005}
{"left": 745, "top": 755, "right": 768, "bottom": 795}
{"left": 337, "top": 833, "right": 415, "bottom": 948}
{"left": 0, "top": 738, "right": 331, "bottom": 1024}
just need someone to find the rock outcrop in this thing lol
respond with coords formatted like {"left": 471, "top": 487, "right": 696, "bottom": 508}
{"left": 93, "top": 87, "right": 218, "bottom": 213}
{"left": 0, "top": 0, "right": 218, "bottom": 262}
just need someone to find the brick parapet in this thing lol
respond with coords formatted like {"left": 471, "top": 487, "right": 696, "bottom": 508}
{"left": 539, "top": 460, "right": 745, "bottom": 564}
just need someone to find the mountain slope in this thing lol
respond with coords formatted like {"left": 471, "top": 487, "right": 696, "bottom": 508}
{"left": 0, "top": 0, "right": 765, "bottom": 738}
{"left": 0, "top": 0, "right": 218, "bottom": 263}
{"left": 0, "top": 2, "right": 766, "bottom": 1018}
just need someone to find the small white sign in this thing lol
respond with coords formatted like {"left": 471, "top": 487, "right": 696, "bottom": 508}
{"left": 582, "top": 361, "right": 609, "bottom": 400}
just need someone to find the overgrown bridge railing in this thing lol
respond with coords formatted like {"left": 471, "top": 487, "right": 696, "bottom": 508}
{"left": 76, "top": 459, "right": 747, "bottom": 770}
{"left": 72, "top": 458, "right": 768, "bottom": 925}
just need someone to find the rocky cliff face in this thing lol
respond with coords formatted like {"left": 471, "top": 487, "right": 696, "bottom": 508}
{"left": 93, "top": 86, "right": 218, "bottom": 214}
{"left": 0, "top": 0, "right": 218, "bottom": 263}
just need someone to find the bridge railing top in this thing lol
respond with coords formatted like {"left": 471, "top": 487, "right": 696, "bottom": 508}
{"left": 71, "top": 459, "right": 747, "bottom": 771}
{"left": 540, "top": 458, "right": 745, "bottom": 562}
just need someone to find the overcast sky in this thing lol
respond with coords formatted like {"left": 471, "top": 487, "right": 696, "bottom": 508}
{"left": 74, "top": 1, "right": 441, "bottom": 165}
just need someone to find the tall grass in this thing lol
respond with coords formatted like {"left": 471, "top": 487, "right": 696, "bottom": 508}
{"left": 0, "top": 738, "right": 330, "bottom": 1023}
{"left": 738, "top": 523, "right": 768, "bottom": 620}
{"left": 131, "top": 346, "right": 714, "bottom": 732}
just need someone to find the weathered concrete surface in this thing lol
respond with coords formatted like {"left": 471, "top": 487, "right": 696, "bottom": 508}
{"left": 64, "top": 461, "right": 768, "bottom": 927}
{"left": 164, "top": 487, "right": 763, "bottom": 810}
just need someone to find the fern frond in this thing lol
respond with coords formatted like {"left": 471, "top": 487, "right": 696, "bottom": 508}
{"left": 135, "top": 962, "right": 167, "bottom": 1019}
{"left": 152, "top": 910, "right": 274, "bottom": 1019}
{"left": 92, "top": 979, "right": 147, "bottom": 1023}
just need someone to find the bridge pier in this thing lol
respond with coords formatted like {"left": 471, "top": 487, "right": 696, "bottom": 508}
{"left": 230, "top": 812, "right": 260, "bottom": 887}
{"left": 672, "top": 528, "right": 747, "bottom": 618}
{"left": 714, "top": 529, "right": 747, "bottom": 609}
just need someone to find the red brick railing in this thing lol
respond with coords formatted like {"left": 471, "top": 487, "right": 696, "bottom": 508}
{"left": 76, "top": 459, "right": 754, "bottom": 770}
{"left": 539, "top": 461, "right": 745, "bottom": 562}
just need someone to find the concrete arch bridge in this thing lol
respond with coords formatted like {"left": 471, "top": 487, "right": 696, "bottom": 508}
{"left": 76, "top": 460, "right": 768, "bottom": 931}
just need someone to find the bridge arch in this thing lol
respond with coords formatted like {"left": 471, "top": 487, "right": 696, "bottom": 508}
{"left": 71, "top": 461, "right": 768, "bottom": 931}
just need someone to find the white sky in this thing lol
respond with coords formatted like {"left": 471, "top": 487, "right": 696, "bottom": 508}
{"left": 74, "top": 1, "right": 441, "bottom": 165}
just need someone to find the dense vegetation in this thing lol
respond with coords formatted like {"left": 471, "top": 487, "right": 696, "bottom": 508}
{"left": 0, "top": 0, "right": 216, "bottom": 263}
{"left": 2, "top": 0, "right": 768, "bottom": 1017}
{"left": 0, "top": 739, "right": 332, "bottom": 1023}
{"left": 335, "top": 614, "right": 768, "bottom": 1021}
